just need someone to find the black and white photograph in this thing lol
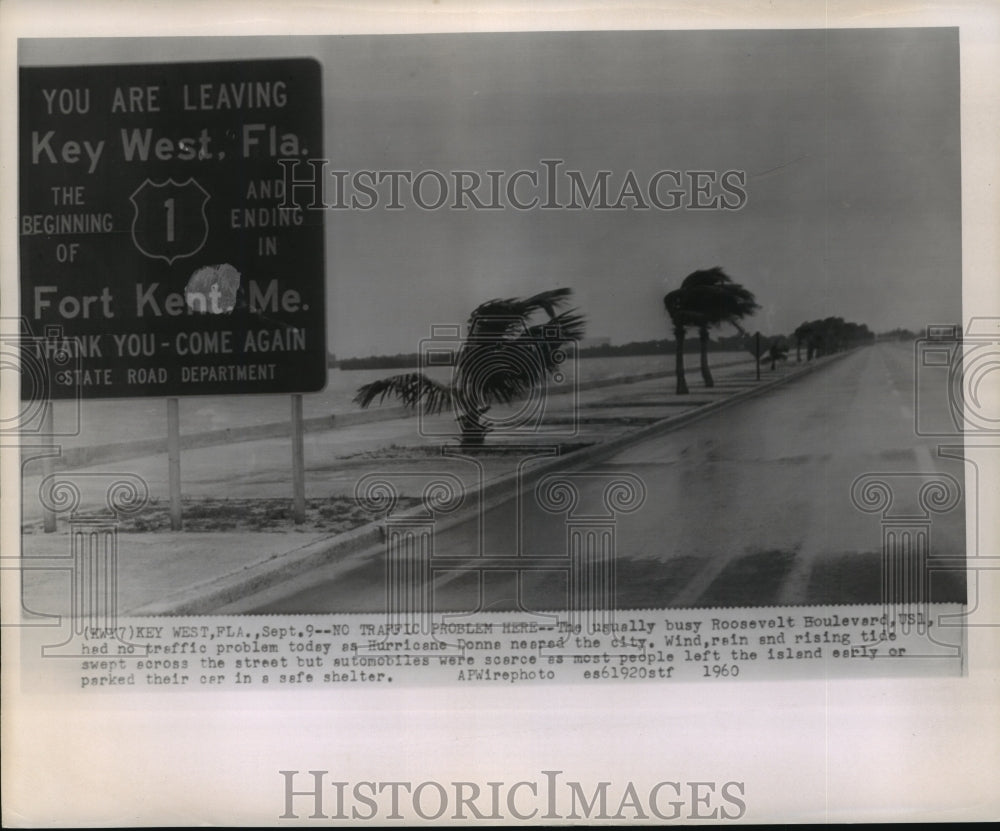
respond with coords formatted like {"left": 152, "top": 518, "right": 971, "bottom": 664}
{"left": 2, "top": 0, "right": 998, "bottom": 826}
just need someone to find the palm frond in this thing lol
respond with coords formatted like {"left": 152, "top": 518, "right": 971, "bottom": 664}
{"left": 353, "top": 372, "right": 454, "bottom": 414}
{"left": 471, "top": 288, "right": 573, "bottom": 319}
{"left": 680, "top": 266, "right": 729, "bottom": 290}
{"left": 468, "top": 289, "right": 575, "bottom": 338}
{"left": 664, "top": 268, "right": 759, "bottom": 333}
{"left": 515, "top": 288, "right": 575, "bottom": 319}
{"left": 526, "top": 308, "right": 585, "bottom": 341}
{"left": 466, "top": 311, "right": 526, "bottom": 339}
{"left": 354, "top": 288, "right": 585, "bottom": 435}
{"left": 455, "top": 308, "right": 585, "bottom": 405}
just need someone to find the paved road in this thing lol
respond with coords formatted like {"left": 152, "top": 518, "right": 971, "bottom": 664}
{"left": 246, "top": 343, "right": 969, "bottom": 612}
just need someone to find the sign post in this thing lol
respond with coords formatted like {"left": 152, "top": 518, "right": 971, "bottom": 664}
{"left": 166, "top": 398, "right": 182, "bottom": 530}
{"left": 291, "top": 394, "right": 306, "bottom": 524}
{"left": 41, "top": 403, "right": 57, "bottom": 533}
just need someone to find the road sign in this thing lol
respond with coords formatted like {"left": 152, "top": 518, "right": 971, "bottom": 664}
{"left": 18, "top": 59, "right": 326, "bottom": 399}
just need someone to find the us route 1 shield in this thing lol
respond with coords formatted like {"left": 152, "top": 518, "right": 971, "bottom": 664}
{"left": 18, "top": 59, "right": 326, "bottom": 399}
{"left": 129, "top": 178, "right": 211, "bottom": 265}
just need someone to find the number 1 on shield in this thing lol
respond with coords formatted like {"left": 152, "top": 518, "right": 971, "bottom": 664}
{"left": 164, "top": 197, "right": 175, "bottom": 242}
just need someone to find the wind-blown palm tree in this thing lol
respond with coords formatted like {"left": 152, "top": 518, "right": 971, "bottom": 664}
{"left": 353, "top": 288, "right": 585, "bottom": 448}
{"left": 763, "top": 338, "right": 789, "bottom": 370}
{"left": 793, "top": 322, "right": 814, "bottom": 362}
{"left": 664, "top": 267, "right": 760, "bottom": 393}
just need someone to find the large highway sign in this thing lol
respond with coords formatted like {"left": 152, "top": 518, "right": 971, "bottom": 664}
{"left": 19, "top": 58, "right": 326, "bottom": 399}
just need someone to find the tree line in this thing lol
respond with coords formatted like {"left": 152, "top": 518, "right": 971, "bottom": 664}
{"left": 349, "top": 267, "right": 875, "bottom": 447}
{"left": 341, "top": 334, "right": 766, "bottom": 370}
{"left": 792, "top": 318, "right": 875, "bottom": 362}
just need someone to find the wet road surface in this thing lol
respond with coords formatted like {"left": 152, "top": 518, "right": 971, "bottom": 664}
{"left": 247, "top": 343, "right": 967, "bottom": 613}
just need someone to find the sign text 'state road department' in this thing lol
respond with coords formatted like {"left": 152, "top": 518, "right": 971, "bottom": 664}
{"left": 19, "top": 59, "right": 326, "bottom": 399}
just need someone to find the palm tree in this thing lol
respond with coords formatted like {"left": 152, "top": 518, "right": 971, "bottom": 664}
{"left": 664, "top": 267, "right": 759, "bottom": 392}
{"left": 353, "top": 288, "right": 585, "bottom": 449}
{"left": 794, "top": 317, "right": 874, "bottom": 360}
{"left": 793, "top": 322, "right": 813, "bottom": 362}
{"left": 663, "top": 289, "right": 692, "bottom": 394}
{"left": 745, "top": 333, "right": 789, "bottom": 371}
{"left": 764, "top": 338, "right": 789, "bottom": 370}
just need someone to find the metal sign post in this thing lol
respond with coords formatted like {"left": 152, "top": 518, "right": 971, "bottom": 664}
{"left": 167, "top": 397, "right": 182, "bottom": 530}
{"left": 291, "top": 394, "right": 306, "bottom": 524}
{"left": 41, "top": 403, "right": 57, "bottom": 533}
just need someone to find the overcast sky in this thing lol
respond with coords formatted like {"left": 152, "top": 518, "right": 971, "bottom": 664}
{"left": 21, "top": 29, "right": 961, "bottom": 358}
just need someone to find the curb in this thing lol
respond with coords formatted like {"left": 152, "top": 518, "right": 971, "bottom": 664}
{"left": 133, "top": 351, "right": 853, "bottom": 615}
